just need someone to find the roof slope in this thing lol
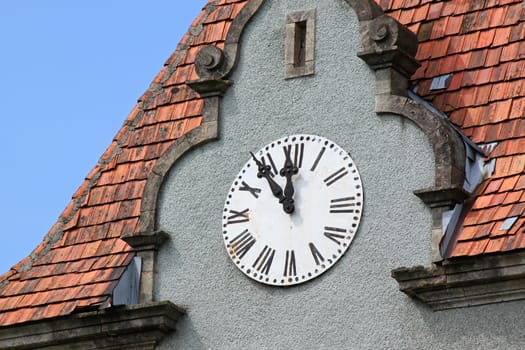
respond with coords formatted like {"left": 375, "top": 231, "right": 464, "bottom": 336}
{"left": 381, "top": 0, "right": 525, "bottom": 257}
{"left": 0, "top": 0, "right": 523, "bottom": 327}
{"left": 0, "top": 0, "right": 249, "bottom": 326}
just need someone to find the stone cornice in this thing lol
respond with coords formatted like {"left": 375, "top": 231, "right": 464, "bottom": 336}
{"left": 187, "top": 0, "right": 265, "bottom": 96}
{"left": 121, "top": 230, "right": 169, "bottom": 250}
{"left": 0, "top": 301, "right": 185, "bottom": 350}
{"left": 392, "top": 251, "right": 525, "bottom": 310}
{"left": 357, "top": 14, "right": 421, "bottom": 78}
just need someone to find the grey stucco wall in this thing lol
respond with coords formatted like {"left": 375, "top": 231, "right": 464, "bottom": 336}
{"left": 155, "top": 1, "right": 525, "bottom": 349}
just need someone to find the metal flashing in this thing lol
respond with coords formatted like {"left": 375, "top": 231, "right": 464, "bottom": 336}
{"left": 429, "top": 73, "right": 453, "bottom": 90}
{"left": 500, "top": 216, "right": 519, "bottom": 231}
{"left": 113, "top": 256, "right": 142, "bottom": 306}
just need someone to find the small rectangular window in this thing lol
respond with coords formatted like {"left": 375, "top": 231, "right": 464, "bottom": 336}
{"left": 285, "top": 9, "right": 316, "bottom": 79}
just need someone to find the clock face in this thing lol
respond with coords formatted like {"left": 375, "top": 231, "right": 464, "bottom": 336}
{"left": 222, "top": 134, "right": 363, "bottom": 286}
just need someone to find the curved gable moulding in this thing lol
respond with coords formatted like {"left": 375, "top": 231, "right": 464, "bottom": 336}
{"left": 140, "top": 0, "right": 467, "bottom": 243}
{"left": 136, "top": 0, "right": 469, "bottom": 314}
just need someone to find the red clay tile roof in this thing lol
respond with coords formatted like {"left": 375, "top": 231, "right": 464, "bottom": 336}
{"left": 380, "top": 0, "right": 525, "bottom": 257}
{"left": 0, "top": 0, "right": 523, "bottom": 327}
{"left": 0, "top": 0, "right": 249, "bottom": 326}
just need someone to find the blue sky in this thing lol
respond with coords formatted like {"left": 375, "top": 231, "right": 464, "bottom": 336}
{"left": 0, "top": 1, "right": 208, "bottom": 274}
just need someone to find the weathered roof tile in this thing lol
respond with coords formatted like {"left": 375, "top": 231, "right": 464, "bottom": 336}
{"left": 383, "top": 0, "right": 525, "bottom": 257}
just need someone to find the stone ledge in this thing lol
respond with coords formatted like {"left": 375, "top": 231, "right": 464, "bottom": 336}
{"left": 0, "top": 301, "right": 185, "bottom": 350}
{"left": 392, "top": 251, "right": 525, "bottom": 310}
{"left": 121, "top": 230, "right": 169, "bottom": 249}
{"left": 187, "top": 78, "right": 233, "bottom": 97}
{"left": 414, "top": 186, "right": 469, "bottom": 208}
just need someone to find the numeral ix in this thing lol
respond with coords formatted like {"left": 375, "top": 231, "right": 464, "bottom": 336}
{"left": 226, "top": 208, "right": 249, "bottom": 225}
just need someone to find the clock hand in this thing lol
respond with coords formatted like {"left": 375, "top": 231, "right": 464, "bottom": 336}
{"left": 250, "top": 152, "right": 285, "bottom": 204}
{"left": 279, "top": 146, "right": 298, "bottom": 214}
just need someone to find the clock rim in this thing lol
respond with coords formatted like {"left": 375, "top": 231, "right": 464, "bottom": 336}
{"left": 222, "top": 134, "right": 364, "bottom": 287}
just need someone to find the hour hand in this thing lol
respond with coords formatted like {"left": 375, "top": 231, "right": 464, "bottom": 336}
{"left": 250, "top": 152, "right": 285, "bottom": 202}
{"left": 279, "top": 146, "right": 298, "bottom": 214}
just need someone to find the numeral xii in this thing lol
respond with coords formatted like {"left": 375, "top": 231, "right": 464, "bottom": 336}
{"left": 284, "top": 143, "right": 304, "bottom": 169}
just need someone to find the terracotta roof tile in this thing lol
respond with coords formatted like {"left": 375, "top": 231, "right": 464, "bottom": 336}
{"left": 0, "top": 0, "right": 523, "bottom": 328}
{"left": 380, "top": 0, "right": 525, "bottom": 258}
{"left": 467, "top": 239, "right": 490, "bottom": 256}
{"left": 484, "top": 237, "right": 507, "bottom": 253}
{"left": 427, "top": 1, "right": 444, "bottom": 19}
{"left": 0, "top": 0, "right": 250, "bottom": 326}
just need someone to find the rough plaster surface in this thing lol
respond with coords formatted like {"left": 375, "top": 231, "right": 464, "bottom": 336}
{"left": 156, "top": 1, "right": 525, "bottom": 349}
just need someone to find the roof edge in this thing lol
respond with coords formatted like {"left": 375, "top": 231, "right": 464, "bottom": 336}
{"left": 392, "top": 250, "right": 525, "bottom": 310}
{"left": 0, "top": 301, "right": 184, "bottom": 349}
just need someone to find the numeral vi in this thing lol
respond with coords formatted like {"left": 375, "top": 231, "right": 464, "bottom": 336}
{"left": 253, "top": 245, "right": 275, "bottom": 275}
{"left": 283, "top": 250, "right": 297, "bottom": 277}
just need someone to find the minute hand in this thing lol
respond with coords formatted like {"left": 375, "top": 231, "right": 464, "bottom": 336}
{"left": 279, "top": 146, "right": 298, "bottom": 214}
{"left": 250, "top": 152, "right": 285, "bottom": 202}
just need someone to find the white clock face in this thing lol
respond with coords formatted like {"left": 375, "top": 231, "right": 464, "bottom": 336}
{"left": 222, "top": 134, "right": 363, "bottom": 286}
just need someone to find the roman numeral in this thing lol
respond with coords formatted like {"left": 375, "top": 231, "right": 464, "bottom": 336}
{"left": 262, "top": 153, "right": 278, "bottom": 176}
{"left": 310, "top": 147, "right": 325, "bottom": 172}
{"left": 239, "top": 181, "right": 261, "bottom": 198}
{"left": 324, "top": 226, "right": 347, "bottom": 245}
{"left": 226, "top": 208, "right": 249, "bottom": 225}
{"left": 294, "top": 143, "right": 304, "bottom": 168}
{"left": 323, "top": 167, "right": 348, "bottom": 187}
{"left": 283, "top": 250, "right": 297, "bottom": 277}
{"left": 252, "top": 245, "right": 275, "bottom": 275}
{"left": 284, "top": 143, "right": 304, "bottom": 168}
{"left": 329, "top": 197, "right": 356, "bottom": 213}
{"left": 229, "top": 229, "right": 256, "bottom": 259}
{"left": 309, "top": 242, "right": 325, "bottom": 266}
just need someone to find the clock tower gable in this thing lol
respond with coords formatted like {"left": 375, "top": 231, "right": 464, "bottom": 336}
{"left": 152, "top": 1, "right": 469, "bottom": 349}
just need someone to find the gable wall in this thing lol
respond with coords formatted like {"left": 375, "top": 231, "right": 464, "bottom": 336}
{"left": 154, "top": 1, "right": 525, "bottom": 348}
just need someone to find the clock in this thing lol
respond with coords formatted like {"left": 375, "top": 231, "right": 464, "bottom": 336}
{"left": 222, "top": 134, "right": 363, "bottom": 286}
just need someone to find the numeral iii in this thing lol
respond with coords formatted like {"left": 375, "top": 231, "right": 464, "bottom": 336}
{"left": 329, "top": 197, "right": 356, "bottom": 213}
